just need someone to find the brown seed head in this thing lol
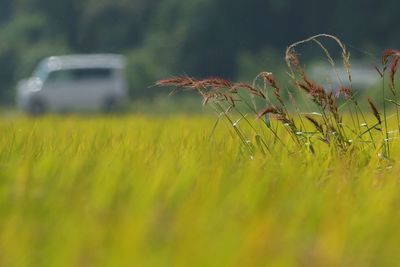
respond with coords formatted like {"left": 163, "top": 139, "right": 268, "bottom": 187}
{"left": 382, "top": 49, "right": 400, "bottom": 67}
{"left": 260, "top": 72, "right": 279, "bottom": 90}
{"left": 338, "top": 86, "right": 352, "bottom": 100}
{"left": 256, "top": 107, "right": 281, "bottom": 119}
{"left": 306, "top": 116, "right": 324, "bottom": 133}
{"left": 285, "top": 49, "right": 301, "bottom": 70}
{"left": 302, "top": 75, "right": 327, "bottom": 105}
{"left": 156, "top": 76, "right": 197, "bottom": 88}
{"left": 232, "top": 83, "right": 266, "bottom": 99}
{"left": 368, "top": 98, "right": 382, "bottom": 125}
{"left": 390, "top": 57, "right": 400, "bottom": 94}
{"left": 156, "top": 76, "right": 199, "bottom": 95}
{"left": 196, "top": 78, "right": 233, "bottom": 89}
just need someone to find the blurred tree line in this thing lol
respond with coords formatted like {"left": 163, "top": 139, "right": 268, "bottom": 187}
{"left": 0, "top": 0, "right": 399, "bottom": 104}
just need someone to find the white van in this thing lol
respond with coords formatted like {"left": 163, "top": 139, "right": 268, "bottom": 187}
{"left": 16, "top": 54, "right": 128, "bottom": 114}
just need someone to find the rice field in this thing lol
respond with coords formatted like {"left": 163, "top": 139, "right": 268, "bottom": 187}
{"left": 0, "top": 115, "right": 400, "bottom": 267}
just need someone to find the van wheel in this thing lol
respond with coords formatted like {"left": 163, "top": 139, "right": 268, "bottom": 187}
{"left": 103, "top": 97, "right": 117, "bottom": 113}
{"left": 28, "top": 100, "right": 46, "bottom": 116}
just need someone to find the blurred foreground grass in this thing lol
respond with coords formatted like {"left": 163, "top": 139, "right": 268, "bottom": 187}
{"left": 0, "top": 115, "right": 400, "bottom": 266}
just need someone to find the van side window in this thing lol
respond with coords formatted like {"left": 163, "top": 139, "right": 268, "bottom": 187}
{"left": 72, "top": 68, "right": 113, "bottom": 81}
{"left": 46, "top": 70, "right": 73, "bottom": 83}
{"left": 46, "top": 68, "right": 113, "bottom": 84}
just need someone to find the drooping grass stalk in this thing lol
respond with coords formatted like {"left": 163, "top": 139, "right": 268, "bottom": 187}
{"left": 345, "top": 101, "right": 359, "bottom": 134}
{"left": 232, "top": 106, "right": 272, "bottom": 154}
{"left": 312, "top": 38, "right": 362, "bottom": 136}
{"left": 354, "top": 101, "right": 376, "bottom": 148}
{"left": 393, "top": 93, "right": 400, "bottom": 136}
{"left": 358, "top": 122, "right": 381, "bottom": 138}
{"left": 234, "top": 92, "right": 286, "bottom": 147}
{"left": 382, "top": 74, "right": 390, "bottom": 158}
{"left": 156, "top": 35, "right": 399, "bottom": 159}
{"left": 388, "top": 69, "right": 400, "bottom": 138}
{"left": 213, "top": 102, "right": 255, "bottom": 156}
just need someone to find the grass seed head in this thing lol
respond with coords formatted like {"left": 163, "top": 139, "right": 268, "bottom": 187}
{"left": 196, "top": 78, "right": 233, "bottom": 90}
{"left": 390, "top": 57, "right": 399, "bottom": 94}
{"left": 368, "top": 98, "right": 382, "bottom": 125}
{"left": 232, "top": 83, "right": 266, "bottom": 99}
{"left": 260, "top": 72, "right": 279, "bottom": 90}
{"left": 306, "top": 115, "right": 324, "bottom": 134}
{"left": 382, "top": 49, "right": 400, "bottom": 67}
{"left": 256, "top": 107, "right": 281, "bottom": 119}
{"left": 338, "top": 86, "right": 352, "bottom": 100}
{"left": 156, "top": 76, "right": 197, "bottom": 88}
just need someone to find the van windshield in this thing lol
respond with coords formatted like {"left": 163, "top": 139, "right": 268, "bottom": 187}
{"left": 33, "top": 63, "right": 50, "bottom": 81}
{"left": 45, "top": 68, "right": 114, "bottom": 83}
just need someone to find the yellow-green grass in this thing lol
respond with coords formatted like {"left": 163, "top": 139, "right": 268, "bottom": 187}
{"left": 0, "top": 115, "right": 400, "bottom": 267}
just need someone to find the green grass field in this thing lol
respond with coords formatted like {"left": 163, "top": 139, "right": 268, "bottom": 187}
{"left": 1, "top": 115, "right": 400, "bottom": 266}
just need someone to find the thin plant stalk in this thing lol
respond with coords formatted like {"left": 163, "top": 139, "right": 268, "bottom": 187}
{"left": 382, "top": 74, "right": 390, "bottom": 157}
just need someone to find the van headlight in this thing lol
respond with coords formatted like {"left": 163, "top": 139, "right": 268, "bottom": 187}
{"left": 18, "top": 77, "right": 43, "bottom": 94}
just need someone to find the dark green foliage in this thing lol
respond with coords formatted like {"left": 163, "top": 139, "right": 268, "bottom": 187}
{"left": 0, "top": 0, "right": 399, "bottom": 103}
